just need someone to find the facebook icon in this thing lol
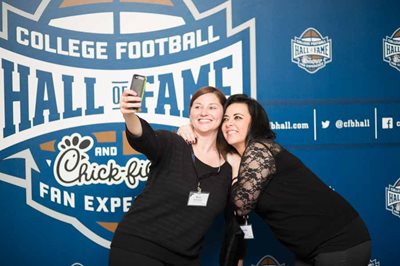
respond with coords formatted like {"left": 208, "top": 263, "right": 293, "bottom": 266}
{"left": 382, "top": 117, "right": 393, "bottom": 129}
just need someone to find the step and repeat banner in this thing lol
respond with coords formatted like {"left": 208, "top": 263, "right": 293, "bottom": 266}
{"left": 0, "top": 0, "right": 399, "bottom": 265}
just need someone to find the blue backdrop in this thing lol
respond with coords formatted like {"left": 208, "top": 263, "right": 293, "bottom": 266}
{"left": 0, "top": 1, "right": 398, "bottom": 265}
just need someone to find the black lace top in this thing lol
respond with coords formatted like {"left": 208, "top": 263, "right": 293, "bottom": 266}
{"left": 231, "top": 139, "right": 369, "bottom": 260}
{"left": 231, "top": 140, "right": 281, "bottom": 216}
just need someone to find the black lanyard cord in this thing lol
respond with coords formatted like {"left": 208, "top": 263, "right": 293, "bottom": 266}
{"left": 190, "top": 146, "right": 221, "bottom": 192}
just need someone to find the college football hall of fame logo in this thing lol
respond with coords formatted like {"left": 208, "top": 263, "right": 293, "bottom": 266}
{"left": 291, "top": 27, "right": 332, "bottom": 74}
{"left": 252, "top": 255, "right": 285, "bottom": 266}
{"left": 368, "top": 259, "right": 381, "bottom": 266}
{"left": 383, "top": 27, "right": 400, "bottom": 72}
{"left": 386, "top": 177, "right": 400, "bottom": 217}
{"left": 0, "top": 0, "right": 256, "bottom": 248}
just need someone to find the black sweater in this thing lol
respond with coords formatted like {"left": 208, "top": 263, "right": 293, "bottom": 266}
{"left": 232, "top": 140, "right": 370, "bottom": 261}
{"left": 111, "top": 118, "right": 232, "bottom": 263}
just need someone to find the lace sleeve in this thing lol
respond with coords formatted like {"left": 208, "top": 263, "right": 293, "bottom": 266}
{"left": 231, "top": 141, "right": 277, "bottom": 216}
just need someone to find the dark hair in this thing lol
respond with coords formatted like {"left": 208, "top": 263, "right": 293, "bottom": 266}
{"left": 189, "top": 86, "right": 228, "bottom": 158}
{"left": 224, "top": 94, "right": 276, "bottom": 146}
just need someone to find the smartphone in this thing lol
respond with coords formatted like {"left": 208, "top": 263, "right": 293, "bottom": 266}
{"left": 129, "top": 74, "right": 146, "bottom": 111}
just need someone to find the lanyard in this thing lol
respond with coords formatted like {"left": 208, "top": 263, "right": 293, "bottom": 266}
{"left": 190, "top": 146, "right": 221, "bottom": 192}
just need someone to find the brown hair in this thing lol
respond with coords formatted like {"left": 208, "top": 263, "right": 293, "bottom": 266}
{"left": 189, "top": 86, "right": 227, "bottom": 108}
{"left": 189, "top": 86, "right": 228, "bottom": 158}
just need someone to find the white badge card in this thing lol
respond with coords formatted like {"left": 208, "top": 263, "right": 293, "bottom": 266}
{"left": 187, "top": 191, "right": 209, "bottom": 207}
{"left": 240, "top": 224, "right": 254, "bottom": 239}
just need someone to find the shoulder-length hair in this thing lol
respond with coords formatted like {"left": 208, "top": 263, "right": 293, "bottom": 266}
{"left": 189, "top": 86, "right": 228, "bottom": 158}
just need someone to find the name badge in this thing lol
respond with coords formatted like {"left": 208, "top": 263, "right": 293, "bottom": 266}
{"left": 240, "top": 224, "right": 254, "bottom": 239}
{"left": 187, "top": 191, "right": 209, "bottom": 207}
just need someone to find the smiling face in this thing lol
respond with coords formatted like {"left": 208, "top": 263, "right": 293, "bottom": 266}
{"left": 222, "top": 102, "right": 252, "bottom": 155}
{"left": 189, "top": 93, "right": 224, "bottom": 135}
